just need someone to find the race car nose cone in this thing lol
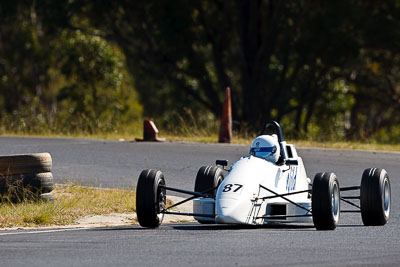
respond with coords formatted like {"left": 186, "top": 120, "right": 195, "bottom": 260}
{"left": 215, "top": 198, "right": 245, "bottom": 224}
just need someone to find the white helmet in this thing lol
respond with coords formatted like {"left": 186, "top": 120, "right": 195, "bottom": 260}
{"left": 250, "top": 135, "right": 280, "bottom": 163}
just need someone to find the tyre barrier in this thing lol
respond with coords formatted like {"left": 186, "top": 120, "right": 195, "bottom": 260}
{"left": 0, "top": 153, "right": 54, "bottom": 202}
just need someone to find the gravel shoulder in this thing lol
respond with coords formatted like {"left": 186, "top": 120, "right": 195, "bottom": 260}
{"left": 0, "top": 196, "right": 195, "bottom": 231}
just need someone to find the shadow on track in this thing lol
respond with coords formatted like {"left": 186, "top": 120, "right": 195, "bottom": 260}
{"left": 170, "top": 223, "right": 316, "bottom": 231}
{"left": 87, "top": 222, "right": 365, "bottom": 232}
{"left": 89, "top": 222, "right": 317, "bottom": 232}
{"left": 338, "top": 224, "right": 364, "bottom": 228}
{"left": 170, "top": 223, "right": 366, "bottom": 231}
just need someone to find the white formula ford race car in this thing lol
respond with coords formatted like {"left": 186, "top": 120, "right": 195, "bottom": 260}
{"left": 136, "top": 121, "right": 391, "bottom": 230}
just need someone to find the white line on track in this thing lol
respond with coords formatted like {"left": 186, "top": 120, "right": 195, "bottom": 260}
{"left": 0, "top": 227, "right": 91, "bottom": 236}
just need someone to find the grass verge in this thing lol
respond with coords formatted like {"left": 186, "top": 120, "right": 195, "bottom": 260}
{"left": 2, "top": 127, "right": 400, "bottom": 152}
{"left": 0, "top": 183, "right": 136, "bottom": 228}
{"left": 160, "top": 134, "right": 400, "bottom": 152}
{"left": 3, "top": 131, "right": 400, "bottom": 152}
{"left": 291, "top": 140, "right": 400, "bottom": 152}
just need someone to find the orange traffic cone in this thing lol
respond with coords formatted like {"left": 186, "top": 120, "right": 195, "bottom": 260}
{"left": 219, "top": 87, "right": 232, "bottom": 143}
{"left": 136, "top": 120, "right": 166, "bottom": 142}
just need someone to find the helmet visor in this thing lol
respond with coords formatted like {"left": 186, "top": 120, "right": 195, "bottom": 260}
{"left": 250, "top": 146, "right": 277, "bottom": 158}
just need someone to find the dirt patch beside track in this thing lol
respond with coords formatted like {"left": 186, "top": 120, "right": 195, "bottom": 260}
{"left": 0, "top": 196, "right": 195, "bottom": 231}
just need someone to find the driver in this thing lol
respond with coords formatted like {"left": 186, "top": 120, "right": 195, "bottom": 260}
{"left": 249, "top": 135, "right": 280, "bottom": 163}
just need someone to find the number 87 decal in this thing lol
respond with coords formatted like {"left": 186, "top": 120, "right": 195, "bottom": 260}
{"left": 222, "top": 183, "right": 243, "bottom": 193}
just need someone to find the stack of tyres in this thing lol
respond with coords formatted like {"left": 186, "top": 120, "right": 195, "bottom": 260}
{"left": 0, "top": 153, "right": 54, "bottom": 202}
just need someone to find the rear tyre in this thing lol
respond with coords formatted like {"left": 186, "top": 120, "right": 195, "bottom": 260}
{"left": 312, "top": 172, "right": 340, "bottom": 230}
{"left": 194, "top": 166, "right": 224, "bottom": 224}
{"left": 136, "top": 169, "right": 166, "bottom": 228}
{"left": 0, "top": 153, "right": 52, "bottom": 175}
{"left": 38, "top": 192, "right": 55, "bottom": 203}
{"left": 360, "top": 168, "right": 391, "bottom": 226}
{"left": 18, "top": 172, "right": 54, "bottom": 193}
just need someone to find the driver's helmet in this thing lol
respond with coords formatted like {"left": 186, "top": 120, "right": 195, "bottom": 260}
{"left": 250, "top": 135, "right": 280, "bottom": 163}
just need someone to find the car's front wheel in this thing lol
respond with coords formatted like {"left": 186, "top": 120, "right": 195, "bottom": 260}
{"left": 360, "top": 168, "right": 390, "bottom": 226}
{"left": 312, "top": 172, "right": 340, "bottom": 230}
{"left": 136, "top": 169, "right": 166, "bottom": 228}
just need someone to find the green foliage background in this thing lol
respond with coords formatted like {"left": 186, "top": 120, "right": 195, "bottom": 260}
{"left": 1, "top": 1, "right": 400, "bottom": 142}
{"left": 0, "top": 1, "right": 142, "bottom": 136}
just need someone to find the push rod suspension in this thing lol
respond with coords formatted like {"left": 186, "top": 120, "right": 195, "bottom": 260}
{"left": 259, "top": 185, "right": 311, "bottom": 213}
{"left": 162, "top": 211, "right": 215, "bottom": 218}
{"left": 160, "top": 185, "right": 209, "bottom": 198}
{"left": 341, "top": 196, "right": 360, "bottom": 199}
{"left": 257, "top": 214, "right": 312, "bottom": 219}
{"left": 340, "top": 210, "right": 361, "bottom": 213}
{"left": 259, "top": 189, "right": 311, "bottom": 200}
{"left": 165, "top": 186, "right": 218, "bottom": 210}
{"left": 166, "top": 195, "right": 198, "bottom": 210}
{"left": 340, "top": 186, "right": 360, "bottom": 192}
{"left": 340, "top": 197, "right": 361, "bottom": 209}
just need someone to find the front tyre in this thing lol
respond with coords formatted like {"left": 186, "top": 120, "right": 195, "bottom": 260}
{"left": 360, "top": 168, "right": 391, "bottom": 226}
{"left": 312, "top": 172, "right": 340, "bottom": 230}
{"left": 194, "top": 166, "right": 224, "bottom": 196}
{"left": 194, "top": 166, "right": 224, "bottom": 224}
{"left": 136, "top": 169, "right": 166, "bottom": 228}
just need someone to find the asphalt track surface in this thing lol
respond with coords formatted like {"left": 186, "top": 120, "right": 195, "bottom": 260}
{"left": 0, "top": 137, "right": 399, "bottom": 266}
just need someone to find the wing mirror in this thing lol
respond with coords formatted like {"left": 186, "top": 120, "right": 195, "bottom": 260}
{"left": 216, "top": 159, "right": 228, "bottom": 167}
{"left": 216, "top": 159, "right": 230, "bottom": 171}
{"left": 285, "top": 159, "right": 298, "bottom": 166}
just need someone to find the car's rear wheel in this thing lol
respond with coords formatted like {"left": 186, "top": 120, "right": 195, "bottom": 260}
{"left": 360, "top": 168, "right": 390, "bottom": 226}
{"left": 194, "top": 166, "right": 224, "bottom": 224}
{"left": 312, "top": 172, "right": 340, "bottom": 230}
{"left": 136, "top": 169, "right": 166, "bottom": 228}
